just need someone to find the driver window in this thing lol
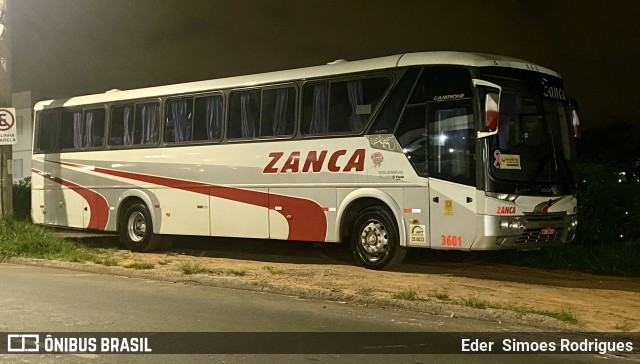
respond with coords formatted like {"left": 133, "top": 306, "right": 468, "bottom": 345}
{"left": 427, "top": 99, "right": 475, "bottom": 186}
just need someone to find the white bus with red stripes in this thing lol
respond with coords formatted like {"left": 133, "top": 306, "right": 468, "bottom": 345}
{"left": 32, "top": 51, "right": 580, "bottom": 269}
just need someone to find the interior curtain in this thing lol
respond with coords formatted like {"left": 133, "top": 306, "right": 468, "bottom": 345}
{"left": 309, "top": 83, "right": 328, "bottom": 134}
{"left": 347, "top": 80, "right": 365, "bottom": 131}
{"left": 240, "top": 93, "right": 255, "bottom": 138}
{"left": 272, "top": 89, "right": 289, "bottom": 136}
{"left": 72, "top": 111, "right": 83, "bottom": 148}
{"left": 141, "top": 104, "right": 159, "bottom": 144}
{"left": 205, "top": 96, "right": 223, "bottom": 140}
{"left": 171, "top": 99, "right": 189, "bottom": 142}
{"left": 83, "top": 111, "right": 94, "bottom": 147}
{"left": 123, "top": 106, "right": 134, "bottom": 146}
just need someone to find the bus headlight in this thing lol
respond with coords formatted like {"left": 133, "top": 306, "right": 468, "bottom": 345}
{"left": 486, "top": 192, "right": 518, "bottom": 202}
{"left": 499, "top": 219, "right": 525, "bottom": 231}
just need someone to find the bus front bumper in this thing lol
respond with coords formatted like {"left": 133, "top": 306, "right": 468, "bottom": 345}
{"left": 470, "top": 213, "right": 578, "bottom": 250}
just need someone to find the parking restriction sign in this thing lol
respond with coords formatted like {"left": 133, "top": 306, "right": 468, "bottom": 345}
{"left": 0, "top": 108, "right": 17, "bottom": 145}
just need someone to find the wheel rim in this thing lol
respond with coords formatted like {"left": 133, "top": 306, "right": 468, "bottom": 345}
{"left": 127, "top": 211, "right": 147, "bottom": 243}
{"left": 359, "top": 219, "right": 389, "bottom": 262}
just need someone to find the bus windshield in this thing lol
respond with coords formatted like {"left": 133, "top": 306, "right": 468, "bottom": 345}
{"left": 481, "top": 68, "right": 576, "bottom": 193}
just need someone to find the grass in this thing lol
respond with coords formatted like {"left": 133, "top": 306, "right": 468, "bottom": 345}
{"left": 428, "top": 290, "right": 450, "bottom": 300}
{"left": 392, "top": 288, "right": 419, "bottom": 301}
{"left": 180, "top": 262, "right": 208, "bottom": 275}
{"left": 228, "top": 269, "right": 246, "bottom": 276}
{"left": 614, "top": 320, "right": 633, "bottom": 332}
{"left": 93, "top": 256, "right": 119, "bottom": 266}
{"left": 179, "top": 263, "right": 246, "bottom": 277}
{"left": 124, "top": 262, "right": 155, "bottom": 270}
{"left": 0, "top": 217, "right": 99, "bottom": 262}
{"left": 459, "top": 296, "right": 579, "bottom": 324}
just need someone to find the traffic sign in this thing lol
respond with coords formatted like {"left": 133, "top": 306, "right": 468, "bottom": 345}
{"left": 0, "top": 107, "right": 17, "bottom": 145}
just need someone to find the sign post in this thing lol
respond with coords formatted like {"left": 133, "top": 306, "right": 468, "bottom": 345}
{"left": 0, "top": 0, "right": 12, "bottom": 217}
{"left": 0, "top": 107, "right": 17, "bottom": 144}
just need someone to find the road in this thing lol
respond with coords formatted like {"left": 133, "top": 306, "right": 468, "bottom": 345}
{"left": 1, "top": 263, "right": 636, "bottom": 364}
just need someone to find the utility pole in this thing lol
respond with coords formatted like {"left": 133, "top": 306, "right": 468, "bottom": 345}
{"left": 0, "top": 0, "right": 12, "bottom": 217}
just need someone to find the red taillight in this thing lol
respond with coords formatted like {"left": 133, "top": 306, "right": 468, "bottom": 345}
{"left": 484, "top": 93, "right": 500, "bottom": 131}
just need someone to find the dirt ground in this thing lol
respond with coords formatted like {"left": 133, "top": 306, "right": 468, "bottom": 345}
{"left": 52, "top": 233, "right": 640, "bottom": 332}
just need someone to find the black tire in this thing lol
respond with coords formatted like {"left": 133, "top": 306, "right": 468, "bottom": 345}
{"left": 119, "top": 202, "right": 162, "bottom": 252}
{"left": 350, "top": 207, "right": 406, "bottom": 270}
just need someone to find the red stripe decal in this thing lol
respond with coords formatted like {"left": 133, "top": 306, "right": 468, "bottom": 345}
{"left": 52, "top": 161, "right": 327, "bottom": 241}
{"left": 32, "top": 168, "right": 109, "bottom": 231}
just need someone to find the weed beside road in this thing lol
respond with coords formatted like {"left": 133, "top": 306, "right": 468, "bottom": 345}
{"left": 0, "top": 217, "right": 102, "bottom": 262}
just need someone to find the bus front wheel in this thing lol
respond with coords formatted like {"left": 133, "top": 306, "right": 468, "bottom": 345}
{"left": 350, "top": 207, "right": 406, "bottom": 270}
{"left": 120, "top": 202, "right": 162, "bottom": 252}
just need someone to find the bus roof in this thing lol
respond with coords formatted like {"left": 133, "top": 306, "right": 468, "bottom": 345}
{"left": 34, "top": 51, "right": 560, "bottom": 110}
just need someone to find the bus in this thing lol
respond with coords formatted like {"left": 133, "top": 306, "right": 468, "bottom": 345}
{"left": 31, "top": 51, "right": 580, "bottom": 269}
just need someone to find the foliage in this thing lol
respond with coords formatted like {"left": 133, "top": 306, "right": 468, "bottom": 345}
{"left": 12, "top": 177, "right": 31, "bottom": 220}
{"left": 459, "top": 297, "right": 578, "bottom": 324}
{"left": 180, "top": 261, "right": 208, "bottom": 275}
{"left": 124, "top": 262, "right": 155, "bottom": 270}
{"left": 575, "top": 164, "right": 640, "bottom": 245}
{"left": 392, "top": 288, "right": 419, "bottom": 301}
{"left": 0, "top": 216, "right": 97, "bottom": 262}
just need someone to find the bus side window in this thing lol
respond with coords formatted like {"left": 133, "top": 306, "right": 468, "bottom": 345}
{"left": 134, "top": 102, "right": 160, "bottom": 145}
{"left": 60, "top": 110, "right": 80, "bottom": 150}
{"left": 229, "top": 90, "right": 260, "bottom": 139}
{"left": 303, "top": 77, "right": 389, "bottom": 135}
{"left": 260, "top": 87, "right": 295, "bottom": 137}
{"left": 84, "top": 108, "right": 105, "bottom": 148}
{"left": 110, "top": 104, "right": 132, "bottom": 146}
{"left": 35, "top": 109, "right": 62, "bottom": 153}
{"left": 166, "top": 97, "right": 194, "bottom": 143}
{"left": 396, "top": 105, "right": 428, "bottom": 176}
{"left": 193, "top": 95, "right": 224, "bottom": 142}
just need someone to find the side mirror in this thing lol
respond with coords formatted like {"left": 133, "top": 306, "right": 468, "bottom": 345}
{"left": 473, "top": 79, "right": 502, "bottom": 138}
{"left": 570, "top": 109, "right": 581, "bottom": 139}
{"left": 569, "top": 97, "right": 580, "bottom": 139}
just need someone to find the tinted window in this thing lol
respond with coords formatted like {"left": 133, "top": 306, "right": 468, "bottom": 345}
{"left": 166, "top": 95, "right": 224, "bottom": 143}
{"left": 109, "top": 104, "right": 132, "bottom": 146}
{"left": 83, "top": 109, "right": 106, "bottom": 148}
{"left": 194, "top": 95, "right": 224, "bottom": 142}
{"left": 35, "top": 109, "right": 62, "bottom": 153}
{"left": 395, "top": 67, "right": 476, "bottom": 185}
{"left": 59, "top": 110, "right": 78, "bottom": 149}
{"left": 302, "top": 77, "right": 389, "bottom": 135}
{"left": 409, "top": 67, "right": 472, "bottom": 104}
{"left": 110, "top": 102, "right": 160, "bottom": 146}
{"left": 229, "top": 87, "right": 295, "bottom": 139}
{"left": 165, "top": 97, "right": 194, "bottom": 143}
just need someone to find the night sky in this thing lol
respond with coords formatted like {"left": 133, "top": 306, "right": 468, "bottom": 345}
{"left": 10, "top": 0, "right": 640, "bottom": 127}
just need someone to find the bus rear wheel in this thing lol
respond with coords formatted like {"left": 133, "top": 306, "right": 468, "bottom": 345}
{"left": 120, "top": 202, "right": 162, "bottom": 252}
{"left": 350, "top": 207, "right": 406, "bottom": 270}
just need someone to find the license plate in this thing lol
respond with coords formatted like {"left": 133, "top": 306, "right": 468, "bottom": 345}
{"left": 540, "top": 226, "right": 556, "bottom": 235}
